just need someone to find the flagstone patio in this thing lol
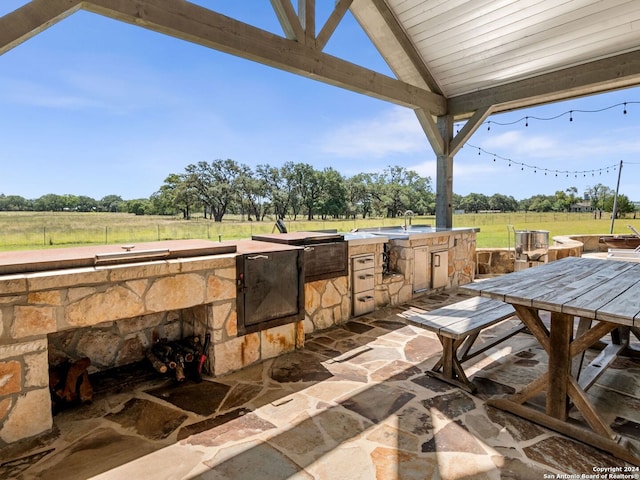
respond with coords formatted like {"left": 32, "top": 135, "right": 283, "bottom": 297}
{"left": 3, "top": 289, "right": 639, "bottom": 480}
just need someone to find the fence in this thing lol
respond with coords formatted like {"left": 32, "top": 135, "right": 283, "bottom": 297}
{"left": 0, "top": 212, "right": 599, "bottom": 250}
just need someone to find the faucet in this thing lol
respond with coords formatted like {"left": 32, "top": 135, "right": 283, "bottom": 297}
{"left": 403, "top": 210, "right": 415, "bottom": 230}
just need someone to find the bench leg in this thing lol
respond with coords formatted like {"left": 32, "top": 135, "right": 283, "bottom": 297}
{"left": 428, "top": 335, "right": 476, "bottom": 393}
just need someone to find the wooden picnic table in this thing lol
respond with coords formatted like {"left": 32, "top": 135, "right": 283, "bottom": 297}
{"left": 460, "top": 256, "right": 640, "bottom": 465}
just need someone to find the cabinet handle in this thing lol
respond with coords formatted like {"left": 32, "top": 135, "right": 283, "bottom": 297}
{"left": 357, "top": 258, "right": 374, "bottom": 264}
{"left": 358, "top": 274, "right": 374, "bottom": 279}
{"left": 304, "top": 246, "right": 315, "bottom": 251}
{"left": 247, "top": 254, "right": 269, "bottom": 260}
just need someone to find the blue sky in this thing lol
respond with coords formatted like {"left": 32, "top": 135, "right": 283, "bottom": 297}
{"left": 1, "top": 1, "right": 639, "bottom": 202}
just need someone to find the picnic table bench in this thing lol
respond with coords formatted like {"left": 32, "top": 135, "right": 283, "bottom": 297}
{"left": 402, "top": 296, "right": 524, "bottom": 392}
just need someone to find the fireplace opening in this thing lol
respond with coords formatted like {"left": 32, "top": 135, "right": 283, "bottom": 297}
{"left": 47, "top": 305, "right": 210, "bottom": 414}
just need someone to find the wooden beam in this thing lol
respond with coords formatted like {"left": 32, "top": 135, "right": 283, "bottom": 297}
{"left": 414, "top": 109, "right": 443, "bottom": 157}
{"left": 270, "top": 0, "right": 304, "bottom": 41}
{"left": 449, "top": 50, "right": 640, "bottom": 118}
{"left": 298, "top": 0, "right": 314, "bottom": 45}
{"left": 369, "top": 0, "right": 441, "bottom": 95}
{"left": 0, "top": 0, "right": 83, "bottom": 55}
{"left": 315, "top": 0, "right": 351, "bottom": 51}
{"left": 82, "top": 0, "right": 446, "bottom": 114}
{"left": 435, "top": 115, "right": 453, "bottom": 229}
{"left": 450, "top": 106, "right": 492, "bottom": 157}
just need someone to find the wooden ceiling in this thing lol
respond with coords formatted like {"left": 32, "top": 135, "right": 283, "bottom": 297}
{"left": 351, "top": 0, "right": 640, "bottom": 119}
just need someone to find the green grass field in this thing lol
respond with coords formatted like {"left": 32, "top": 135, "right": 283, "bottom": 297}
{"left": 0, "top": 211, "right": 637, "bottom": 251}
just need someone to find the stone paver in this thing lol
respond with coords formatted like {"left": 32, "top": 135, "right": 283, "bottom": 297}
{"left": 3, "top": 290, "right": 640, "bottom": 480}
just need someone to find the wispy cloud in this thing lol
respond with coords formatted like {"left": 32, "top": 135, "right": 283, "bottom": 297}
{"left": 478, "top": 126, "right": 640, "bottom": 165}
{"left": 319, "top": 106, "right": 428, "bottom": 158}
{"left": 0, "top": 56, "right": 189, "bottom": 114}
{"left": 482, "top": 130, "right": 558, "bottom": 157}
{"left": 408, "top": 158, "right": 503, "bottom": 181}
{"left": 1, "top": 78, "right": 111, "bottom": 110}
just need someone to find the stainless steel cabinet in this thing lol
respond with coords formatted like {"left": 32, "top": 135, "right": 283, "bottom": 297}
{"left": 352, "top": 254, "right": 375, "bottom": 316}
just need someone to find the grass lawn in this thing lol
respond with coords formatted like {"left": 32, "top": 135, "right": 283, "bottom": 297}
{"left": 0, "top": 211, "right": 638, "bottom": 251}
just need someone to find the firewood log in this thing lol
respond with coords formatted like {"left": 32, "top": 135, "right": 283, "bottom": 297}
{"left": 78, "top": 370, "right": 93, "bottom": 403}
{"left": 61, "top": 357, "right": 91, "bottom": 402}
{"left": 145, "top": 350, "right": 168, "bottom": 374}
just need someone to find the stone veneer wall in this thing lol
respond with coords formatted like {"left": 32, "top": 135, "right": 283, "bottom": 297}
{"left": 303, "top": 276, "right": 350, "bottom": 333}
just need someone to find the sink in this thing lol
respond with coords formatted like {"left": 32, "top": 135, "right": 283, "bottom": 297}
{"left": 342, "top": 232, "right": 380, "bottom": 241}
{"left": 350, "top": 225, "right": 435, "bottom": 239}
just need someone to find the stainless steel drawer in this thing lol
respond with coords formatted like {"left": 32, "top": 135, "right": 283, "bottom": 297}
{"left": 352, "top": 254, "right": 375, "bottom": 271}
{"left": 353, "top": 269, "right": 375, "bottom": 293}
{"left": 353, "top": 291, "right": 375, "bottom": 316}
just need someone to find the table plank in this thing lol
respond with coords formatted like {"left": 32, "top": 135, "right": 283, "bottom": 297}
{"left": 462, "top": 257, "right": 589, "bottom": 308}
{"left": 596, "top": 278, "right": 640, "bottom": 325}
{"left": 463, "top": 257, "right": 640, "bottom": 327}
{"left": 506, "top": 260, "right": 601, "bottom": 308}
{"left": 532, "top": 260, "right": 639, "bottom": 314}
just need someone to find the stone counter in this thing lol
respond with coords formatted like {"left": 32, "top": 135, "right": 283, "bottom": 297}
{"left": 344, "top": 228, "right": 477, "bottom": 309}
{"left": 0, "top": 229, "right": 479, "bottom": 449}
{"left": 384, "top": 229, "right": 477, "bottom": 303}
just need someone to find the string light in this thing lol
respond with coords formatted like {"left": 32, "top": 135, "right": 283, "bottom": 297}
{"left": 458, "top": 99, "right": 640, "bottom": 180}
{"left": 469, "top": 143, "right": 618, "bottom": 178}
{"left": 483, "top": 101, "right": 640, "bottom": 129}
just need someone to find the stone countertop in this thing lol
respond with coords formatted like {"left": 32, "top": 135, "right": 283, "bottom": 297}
{"left": 345, "top": 226, "right": 479, "bottom": 242}
{"left": 0, "top": 227, "right": 480, "bottom": 277}
{"left": 0, "top": 239, "right": 237, "bottom": 275}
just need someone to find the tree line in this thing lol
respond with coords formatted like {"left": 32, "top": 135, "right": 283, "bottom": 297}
{"left": 454, "top": 185, "right": 636, "bottom": 215}
{"left": 1, "top": 159, "right": 636, "bottom": 219}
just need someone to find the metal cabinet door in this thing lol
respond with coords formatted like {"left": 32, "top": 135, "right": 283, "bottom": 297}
{"left": 431, "top": 250, "right": 449, "bottom": 289}
{"left": 413, "top": 247, "right": 429, "bottom": 292}
{"left": 237, "top": 250, "right": 304, "bottom": 333}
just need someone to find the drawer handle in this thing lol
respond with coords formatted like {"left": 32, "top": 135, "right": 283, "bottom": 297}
{"left": 358, "top": 274, "right": 374, "bottom": 279}
{"left": 358, "top": 295, "right": 374, "bottom": 302}
{"left": 304, "top": 246, "right": 315, "bottom": 251}
{"left": 357, "top": 258, "right": 374, "bottom": 264}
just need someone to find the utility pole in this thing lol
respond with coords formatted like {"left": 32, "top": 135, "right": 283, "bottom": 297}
{"left": 610, "top": 160, "right": 623, "bottom": 234}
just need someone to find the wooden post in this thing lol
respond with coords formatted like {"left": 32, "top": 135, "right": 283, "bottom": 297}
{"left": 547, "top": 312, "right": 573, "bottom": 419}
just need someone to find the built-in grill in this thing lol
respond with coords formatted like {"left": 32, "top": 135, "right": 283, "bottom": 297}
{"left": 251, "top": 231, "right": 348, "bottom": 282}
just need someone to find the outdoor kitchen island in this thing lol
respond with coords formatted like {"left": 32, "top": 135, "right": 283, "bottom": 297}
{"left": 0, "top": 226, "right": 478, "bottom": 450}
